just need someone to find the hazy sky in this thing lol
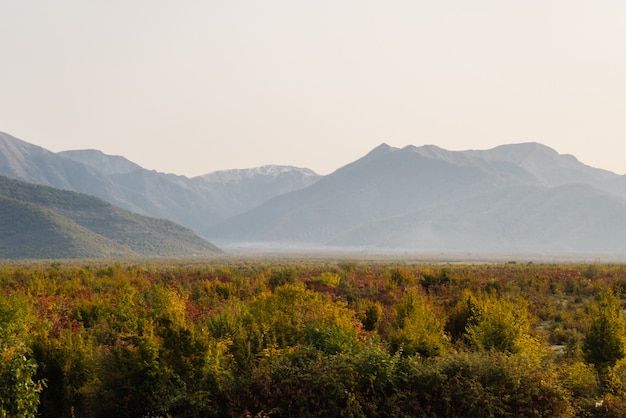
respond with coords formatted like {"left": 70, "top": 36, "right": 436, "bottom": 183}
{"left": 2, "top": 1, "right": 625, "bottom": 176}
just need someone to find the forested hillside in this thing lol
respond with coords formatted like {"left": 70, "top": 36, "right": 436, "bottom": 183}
{"left": 0, "top": 176, "right": 222, "bottom": 259}
{"left": 4, "top": 260, "right": 626, "bottom": 416}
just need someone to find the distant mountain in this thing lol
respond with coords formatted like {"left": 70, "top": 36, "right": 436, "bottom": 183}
{"left": 466, "top": 142, "right": 617, "bottom": 187}
{"left": 6, "top": 130, "right": 626, "bottom": 255}
{"left": 0, "top": 131, "right": 321, "bottom": 238}
{"left": 196, "top": 166, "right": 320, "bottom": 225}
{"left": 0, "top": 175, "right": 222, "bottom": 259}
{"left": 209, "top": 142, "right": 626, "bottom": 254}
{"left": 334, "top": 184, "right": 626, "bottom": 253}
{"left": 0, "top": 132, "right": 132, "bottom": 208}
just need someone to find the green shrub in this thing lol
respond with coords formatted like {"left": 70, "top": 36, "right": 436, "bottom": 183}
{"left": 388, "top": 289, "right": 447, "bottom": 357}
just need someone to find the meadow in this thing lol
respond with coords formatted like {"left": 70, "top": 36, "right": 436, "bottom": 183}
{"left": 2, "top": 258, "right": 626, "bottom": 417}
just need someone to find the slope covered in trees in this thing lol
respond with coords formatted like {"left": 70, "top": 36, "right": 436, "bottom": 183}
{"left": 4, "top": 260, "right": 626, "bottom": 416}
{"left": 0, "top": 176, "right": 222, "bottom": 259}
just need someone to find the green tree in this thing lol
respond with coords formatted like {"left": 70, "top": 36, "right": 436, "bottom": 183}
{"left": 465, "top": 293, "right": 534, "bottom": 355}
{"left": 583, "top": 288, "right": 626, "bottom": 388}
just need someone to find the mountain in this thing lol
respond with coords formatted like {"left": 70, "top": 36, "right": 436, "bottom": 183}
{"left": 196, "top": 166, "right": 320, "bottom": 223}
{"left": 209, "top": 142, "right": 626, "bottom": 254}
{"left": 5, "top": 130, "right": 626, "bottom": 255}
{"left": 0, "top": 132, "right": 133, "bottom": 208}
{"left": 334, "top": 184, "right": 626, "bottom": 253}
{"left": 0, "top": 175, "right": 222, "bottom": 259}
{"left": 466, "top": 142, "right": 617, "bottom": 187}
{"left": 0, "top": 131, "right": 321, "bottom": 238}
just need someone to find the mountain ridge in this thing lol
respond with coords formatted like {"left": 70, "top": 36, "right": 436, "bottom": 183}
{"left": 4, "top": 130, "right": 626, "bottom": 255}
{"left": 0, "top": 131, "right": 321, "bottom": 238}
{"left": 207, "top": 141, "right": 626, "bottom": 254}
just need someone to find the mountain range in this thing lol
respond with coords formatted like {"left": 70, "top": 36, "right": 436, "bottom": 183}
{"left": 2, "top": 130, "right": 626, "bottom": 257}
{"left": 0, "top": 131, "right": 320, "bottom": 239}
{"left": 208, "top": 142, "right": 626, "bottom": 254}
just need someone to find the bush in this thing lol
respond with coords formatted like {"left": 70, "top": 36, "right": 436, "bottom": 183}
{"left": 388, "top": 289, "right": 447, "bottom": 357}
{"left": 390, "top": 352, "right": 572, "bottom": 417}
{"left": 466, "top": 293, "right": 534, "bottom": 354}
{"left": 0, "top": 294, "right": 43, "bottom": 418}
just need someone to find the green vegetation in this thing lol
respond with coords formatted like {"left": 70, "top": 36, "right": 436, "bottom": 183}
{"left": 0, "top": 175, "right": 222, "bottom": 259}
{"left": 5, "top": 260, "right": 626, "bottom": 416}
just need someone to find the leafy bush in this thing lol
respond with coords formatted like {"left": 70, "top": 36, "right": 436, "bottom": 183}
{"left": 0, "top": 294, "right": 43, "bottom": 418}
{"left": 388, "top": 288, "right": 448, "bottom": 357}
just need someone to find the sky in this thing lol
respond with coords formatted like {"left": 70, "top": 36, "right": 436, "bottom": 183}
{"left": 1, "top": 1, "right": 625, "bottom": 177}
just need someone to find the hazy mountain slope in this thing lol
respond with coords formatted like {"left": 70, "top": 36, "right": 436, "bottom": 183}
{"left": 107, "top": 169, "right": 224, "bottom": 232}
{"left": 58, "top": 148, "right": 229, "bottom": 228}
{"left": 467, "top": 142, "right": 617, "bottom": 186}
{"left": 92, "top": 164, "right": 320, "bottom": 237}
{"left": 598, "top": 175, "right": 626, "bottom": 200}
{"left": 0, "top": 175, "right": 222, "bottom": 259}
{"left": 199, "top": 165, "right": 320, "bottom": 215}
{"left": 209, "top": 144, "right": 525, "bottom": 243}
{"left": 0, "top": 132, "right": 134, "bottom": 209}
{"left": 334, "top": 184, "right": 626, "bottom": 253}
{"left": 0, "top": 132, "right": 320, "bottom": 237}
{"left": 59, "top": 149, "right": 142, "bottom": 175}
{"left": 209, "top": 142, "right": 626, "bottom": 254}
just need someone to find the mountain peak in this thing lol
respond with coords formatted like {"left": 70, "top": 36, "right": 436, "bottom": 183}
{"left": 201, "top": 165, "right": 319, "bottom": 183}
{"left": 366, "top": 143, "right": 397, "bottom": 157}
{"left": 348, "top": 143, "right": 397, "bottom": 166}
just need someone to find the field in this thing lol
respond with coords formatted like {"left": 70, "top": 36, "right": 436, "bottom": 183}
{"left": 3, "top": 258, "right": 626, "bottom": 417}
